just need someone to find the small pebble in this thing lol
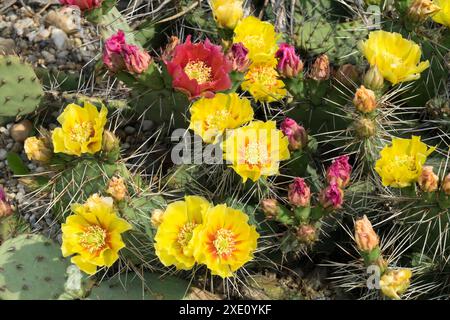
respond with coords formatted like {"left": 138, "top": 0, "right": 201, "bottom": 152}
{"left": 0, "top": 149, "right": 7, "bottom": 161}
{"left": 10, "top": 119, "right": 33, "bottom": 142}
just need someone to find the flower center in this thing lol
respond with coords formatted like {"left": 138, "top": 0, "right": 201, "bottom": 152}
{"left": 243, "top": 35, "right": 264, "bottom": 48}
{"left": 70, "top": 121, "right": 94, "bottom": 143}
{"left": 79, "top": 225, "right": 107, "bottom": 254}
{"left": 177, "top": 222, "right": 197, "bottom": 247}
{"left": 184, "top": 60, "right": 212, "bottom": 84}
{"left": 213, "top": 228, "right": 235, "bottom": 257}
{"left": 206, "top": 110, "right": 230, "bottom": 129}
{"left": 249, "top": 66, "right": 278, "bottom": 89}
{"left": 243, "top": 141, "right": 269, "bottom": 166}
{"left": 392, "top": 154, "right": 416, "bottom": 170}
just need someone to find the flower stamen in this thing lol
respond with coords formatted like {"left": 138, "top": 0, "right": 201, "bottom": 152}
{"left": 184, "top": 60, "right": 212, "bottom": 84}
{"left": 213, "top": 228, "right": 236, "bottom": 257}
{"left": 79, "top": 225, "right": 107, "bottom": 254}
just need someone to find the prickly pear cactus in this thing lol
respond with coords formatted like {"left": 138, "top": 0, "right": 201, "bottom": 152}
{"left": 0, "top": 55, "right": 44, "bottom": 118}
{"left": 52, "top": 159, "right": 130, "bottom": 221}
{"left": 0, "top": 234, "right": 69, "bottom": 300}
{"left": 88, "top": 272, "right": 190, "bottom": 300}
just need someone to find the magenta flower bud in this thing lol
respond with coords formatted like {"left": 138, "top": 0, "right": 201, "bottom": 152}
{"left": 59, "top": 0, "right": 102, "bottom": 11}
{"left": 103, "top": 30, "right": 152, "bottom": 75}
{"left": 227, "top": 42, "right": 251, "bottom": 73}
{"left": 288, "top": 178, "right": 311, "bottom": 207}
{"left": 275, "top": 43, "right": 303, "bottom": 78}
{"left": 122, "top": 45, "right": 152, "bottom": 74}
{"left": 280, "top": 117, "right": 308, "bottom": 151}
{"left": 326, "top": 155, "right": 352, "bottom": 188}
{"left": 319, "top": 183, "right": 344, "bottom": 210}
{"left": 0, "top": 186, "right": 13, "bottom": 218}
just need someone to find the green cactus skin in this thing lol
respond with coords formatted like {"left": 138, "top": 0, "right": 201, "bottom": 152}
{"left": 0, "top": 215, "right": 30, "bottom": 244}
{"left": 119, "top": 195, "right": 167, "bottom": 264}
{"left": 88, "top": 272, "right": 190, "bottom": 300}
{"left": 0, "top": 234, "right": 69, "bottom": 300}
{"left": 294, "top": 19, "right": 368, "bottom": 64}
{"left": 52, "top": 159, "right": 130, "bottom": 221}
{"left": 0, "top": 55, "right": 44, "bottom": 118}
{"left": 97, "top": 6, "right": 139, "bottom": 46}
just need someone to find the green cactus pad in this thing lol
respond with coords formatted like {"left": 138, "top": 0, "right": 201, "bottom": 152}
{"left": 88, "top": 272, "right": 190, "bottom": 300}
{"left": 0, "top": 234, "right": 69, "bottom": 300}
{"left": 52, "top": 159, "right": 130, "bottom": 221}
{"left": 0, "top": 55, "right": 44, "bottom": 118}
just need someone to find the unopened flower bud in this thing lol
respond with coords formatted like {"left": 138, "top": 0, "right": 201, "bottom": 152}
{"left": 319, "top": 183, "right": 344, "bottom": 210}
{"left": 261, "top": 199, "right": 280, "bottom": 218}
{"left": 162, "top": 36, "right": 179, "bottom": 62}
{"left": 380, "top": 269, "right": 412, "bottom": 300}
{"left": 408, "top": 0, "right": 441, "bottom": 23}
{"left": 354, "top": 118, "right": 376, "bottom": 138}
{"left": 353, "top": 85, "right": 377, "bottom": 113}
{"left": 0, "top": 186, "right": 13, "bottom": 218}
{"left": 106, "top": 176, "right": 127, "bottom": 201}
{"left": 363, "top": 66, "right": 384, "bottom": 91}
{"left": 102, "top": 130, "right": 120, "bottom": 153}
{"left": 326, "top": 155, "right": 352, "bottom": 188}
{"left": 24, "top": 136, "right": 52, "bottom": 163}
{"left": 288, "top": 178, "right": 311, "bottom": 207}
{"left": 211, "top": 0, "right": 243, "bottom": 30}
{"left": 334, "top": 64, "right": 359, "bottom": 87}
{"left": 59, "top": 0, "right": 102, "bottom": 11}
{"left": 280, "top": 117, "right": 308, "bottom": 151}
{"left": 442, "top": 174, "right": 450, "bottom": 195}
{"left": 310, "top": 54, "right": 330, "bottom": 81}
{"left": 354, "top": 215, "right": 379, "bottom": 252}
{"left": 296, "top": 224, "right": 317, "bottom": 244}
{"left": 227, "top": 42, "right": 251, "bottom": 73}
{"left": 151, "top": 209, "right": 165, "bottom": 227}
{"left": 418, "top": 166, "right": 439, "bottom": 192}
{"left": 275, "top": 43, "right": 303, "bottom": 78}
{"left": 103, "top": 30, "right": 152, "bottom": 74}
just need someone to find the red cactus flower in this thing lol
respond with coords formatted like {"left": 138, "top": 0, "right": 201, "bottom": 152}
{"left": 165, "top": 36, "right": 232, "bottom": 99}
{"left": 59, "top": 0, "right": 102, "bottom": 11}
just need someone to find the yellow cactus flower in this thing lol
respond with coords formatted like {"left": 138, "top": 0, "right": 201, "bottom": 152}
{"left": 359, "top": 30, "right": 430, "bottom": 85}
{"left": 222, "top": 120, "right": 290, "bottom": 183}
{"left": 233, "top": 16, "right": 279, "bottom": 64}
{"left": 154, "top": 196, "right": 212, "bottom": 270}
{"left": 433, "top": 0, "right": 450, "bottom": 27}
{"left": 211, "top": 0, "right": 243, "bottom": 30}
{"left": 375, "top": 136, "right": 435, "bottom": 188}
{"left": 24, "top": 136, "right": 52, "bottom": 163}
{"left": 52, "top": 102, "right": 108, "bottom": 156}
{"left": 241, "top": 62, "right": 287, "bottom": 102}
{"left": 61, "top": 194, "right": 132, "bottom": 275}
{"left": 380, "top": 269, "right": 412, "bottom": 300}
{"left": 189, "top": 93, "right": 254, "bottom": 144}
{"left": 192, "top": 204, "right": 259, "bottom": 278}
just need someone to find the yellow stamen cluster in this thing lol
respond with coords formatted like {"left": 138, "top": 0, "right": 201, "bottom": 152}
{"left": 184, "top": 60, "right": 212, "bottom": 84}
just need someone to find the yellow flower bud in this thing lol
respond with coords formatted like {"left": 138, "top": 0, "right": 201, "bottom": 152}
{"left": 363, "top": 66, "right": 384, "bottom": 91}
{"left": 102, "top": 130, "right": 120, "bottom": 153}
{"left": 408, "top": 0, "right": 441, "bottom": 23}
{"left": 354, "top": 118, "right": 376, "bottom": 138}
{"left": 353, "top": 85, "right": 377, "bottom": 113}
{"left": 211, "top": 0, "right": 243, "bottom": 30}
{"left": 418, "top": 166, "right": 439, "bottom": 192}
{"left": 354, "top": 215, "right": 379, "bottom": 252}
{"left": 310, "top": 54, "right": 330, "bottom": 81}
{"left": 24, "top": 136, "right": 52, "bottom": 163}
{"left": 151, "top": 209, "right": 165, "bottom": 227}
{"left": 442, "top": 173, "right": 450, "bottom": 195}
{"left": 106, "top": 176, "right": 127, "bottom": 201}
{"left": 380, "top": 269, "right": 412, "bottom": 300}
